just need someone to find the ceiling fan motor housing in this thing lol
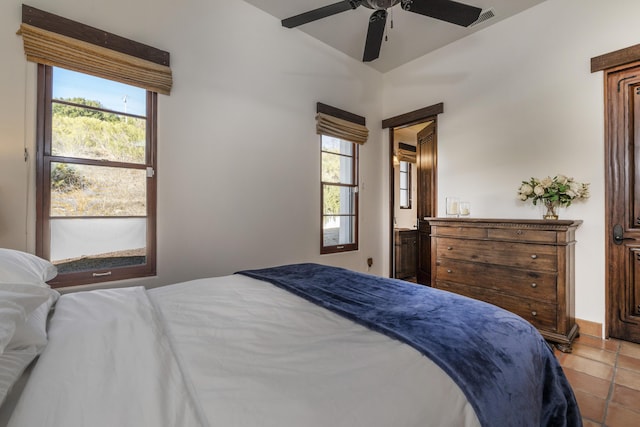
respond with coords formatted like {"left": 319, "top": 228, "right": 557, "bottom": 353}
{"left": 363, "top": 0, "right": 401, "bottom": 10}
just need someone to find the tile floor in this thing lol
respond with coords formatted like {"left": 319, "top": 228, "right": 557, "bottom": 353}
{"left": 554, "top": 335, "right": 640, "bottom": 426}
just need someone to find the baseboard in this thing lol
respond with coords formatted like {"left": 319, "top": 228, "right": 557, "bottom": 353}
{"left": 576, "top": 318, "right": 602, "bottom": 338}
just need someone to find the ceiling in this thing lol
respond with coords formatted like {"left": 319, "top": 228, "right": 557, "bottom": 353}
{"left": 244, "top": 0, "right": 546, "bottom": 72}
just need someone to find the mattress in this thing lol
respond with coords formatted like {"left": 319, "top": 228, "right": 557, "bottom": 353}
{"left": 7, "top": 273, "right": 479, "bottom": 427}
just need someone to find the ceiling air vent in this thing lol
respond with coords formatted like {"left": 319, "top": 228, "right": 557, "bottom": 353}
{"left": 469, "top": 8, "right": 495, "bottom": 27}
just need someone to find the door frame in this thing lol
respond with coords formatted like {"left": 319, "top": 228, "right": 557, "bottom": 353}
{"left": 593, "top": 44, "right": 640, "bottom": 339}
{"left": 382, "top": 103, "right": 444, "bottom": 278}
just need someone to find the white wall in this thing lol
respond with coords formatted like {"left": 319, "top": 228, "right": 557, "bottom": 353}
{"left": 0, "top": 0, "right": 386, "bottom": 288}
{"left": 3, "top": 0, "right": 637, "bottom": 329}
{"left": 383, "top": 0, "right": 640, "bottom": 328}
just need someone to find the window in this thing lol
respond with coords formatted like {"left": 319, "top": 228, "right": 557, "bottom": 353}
{"left": 399, "top": 161, "right": 412, "bottom": 209}
{"left": 36, "top": 65, "right": 157, "bottom": 286}
{"left": 321, "top": 135, "right": 358, "bottom": 254}
{"left": 315, "top": 103, "right": 367, "bottom": 254}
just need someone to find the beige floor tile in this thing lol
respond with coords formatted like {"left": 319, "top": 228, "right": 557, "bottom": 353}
{"left": 614, "top": 367, "right": 640, "bottom": 391}
{"left": 619, "top": 340, "right": 640, "bottom": 359}
{"left": 573, "top": 389, "right": 606, "bottom": 422}
{"left": 560, "top": 353, "right": 614, "bottom": 381}
{"left": 618, "top": 353, "right": 640, "bottom": 373}
{"left": 562, "top": 368, "right": 611, "bottom": 399}
{"left": 611, "top": 384, "right": 640, "bottom": 412}
{"left": 572, "top": 343, "right": 617, "bottom": 365}
{"left": 605, "top": 402, "right": 640, "bottom": 426}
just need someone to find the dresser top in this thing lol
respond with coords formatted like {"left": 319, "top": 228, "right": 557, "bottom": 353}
{"left": 424, "top": 217, "right": 583, "bottom": 230}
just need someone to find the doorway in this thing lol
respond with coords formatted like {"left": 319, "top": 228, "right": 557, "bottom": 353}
{"left": 604, "top": 61, "right": 640, "bottom": 343}
{"left": 384, "top": 104, "right": 442, "bottom": 284}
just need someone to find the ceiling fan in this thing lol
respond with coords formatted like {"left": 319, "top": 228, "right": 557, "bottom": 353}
{"left": 282, "top": 0, "right": 483, "bottom": 62}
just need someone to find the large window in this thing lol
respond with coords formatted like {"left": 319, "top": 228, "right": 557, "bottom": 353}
{"left": 321, "top": 135, "right": 358, "bottom": 254}
{"left": 36, "top": 65, "right": 157, "bottom": 287}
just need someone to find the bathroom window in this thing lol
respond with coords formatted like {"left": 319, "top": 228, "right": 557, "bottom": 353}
{"left": 399, "top": 161, "right": 411, "bottom": 209}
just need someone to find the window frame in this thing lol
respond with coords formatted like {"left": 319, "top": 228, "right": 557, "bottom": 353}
{"left": 320, "top": 135, "right": 359, "bottom": 254}
{"left": 35, "top": 64, "right": 157, "bottom": 287}
{"left": 399, "top": 160, "right": 412, "bottom": 209}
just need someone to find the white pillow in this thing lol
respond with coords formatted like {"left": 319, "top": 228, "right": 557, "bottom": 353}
{"left": 0, "top": 249, "right": 57, "bottom": 285}
{"left": 0, "top": 346, "right": 39, "bottom": 407}
{"left": 8, "top": 290, "right": 59, "bottom": 351}
{"left": 0, "top": 284, "right": 54, "bottom": 354}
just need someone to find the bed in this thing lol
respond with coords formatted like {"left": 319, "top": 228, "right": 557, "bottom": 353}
{"left": 0, "top": 250, "right": 581, "bottom": 427}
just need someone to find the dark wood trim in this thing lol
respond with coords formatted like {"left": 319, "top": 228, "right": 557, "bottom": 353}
{"left": 382, "top": 103, "right": 444, "bottom": 129}
{"left": 22, "top": 4, "right": 170, "bottom": 66}
{"left": 398, "top": 142, "right": 416, "bottom": 152}
{"left": 591, "top": 43, "right": 640, "bottom": 73}
{"left": 385, "top": 106, "right": 442, "bottom": 280}
{"left": 35, "top": 64, "right": 47, "bottom": 258}
{"left": 316, "top": 102, "right": 366, "bottom": 125}
{"left": 52, "top": 98, "right": 147, "bottom": 121}
{"left": 388, "top": 129, "right": 395, "bottom": 276}
{"left": 45, "top": 156, "right": 148, "bottom": 170}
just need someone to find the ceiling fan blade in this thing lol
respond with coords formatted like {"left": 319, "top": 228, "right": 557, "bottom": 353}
{"left": 403, "top": 0, "right": 482, "bottom": 27}
{"left": 282, "top": 1, "right": 362, "bottom": 28}
{"left": 362, "top": 10, "right": 387, "bottom": 62}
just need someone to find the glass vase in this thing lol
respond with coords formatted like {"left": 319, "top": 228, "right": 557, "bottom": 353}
{"left": 543, "top": 200, "right": 559, "bottom": 220}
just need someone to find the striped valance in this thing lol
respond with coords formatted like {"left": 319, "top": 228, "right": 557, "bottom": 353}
{"left": 316, "top": 112, "right": 369, "bottom": 145}
{"left": 18, "top": 6, "right": 172, "bottom": 95}
{"left": 397, "top": 142, "right": 416, "bottom": 163}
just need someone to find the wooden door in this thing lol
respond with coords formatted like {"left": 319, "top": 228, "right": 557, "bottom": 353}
{"left": 416, "top": 122, "right": 437, "bottom": 285}
{"left": 606, "top": 63, "right": 640, "bottom": 343}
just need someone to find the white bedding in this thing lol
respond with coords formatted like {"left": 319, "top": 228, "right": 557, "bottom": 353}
{"left": 7, "top": 274, "right": 480, "bottom": 427}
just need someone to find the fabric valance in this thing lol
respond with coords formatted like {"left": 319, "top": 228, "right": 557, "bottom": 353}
{"left": 397, "top": 142, "right": 416, "bottom": 163}
{"left": 316, "top": 112, "right": 369, "bottom": 145}
{"left": 18, "top": 7, "right": 172, "bottom": 95}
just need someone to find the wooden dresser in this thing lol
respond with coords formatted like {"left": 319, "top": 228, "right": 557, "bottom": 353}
{"left": 427, "top": 218, "right": 582, "bottom": 352}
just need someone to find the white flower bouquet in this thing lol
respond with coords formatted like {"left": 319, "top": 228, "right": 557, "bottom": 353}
{"left": 518, "top": 175, "right": 590, "bottom": 210}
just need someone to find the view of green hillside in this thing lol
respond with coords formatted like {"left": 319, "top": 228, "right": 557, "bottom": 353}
{"left": 50, "top": 98, "right": 147, "bottom": 217}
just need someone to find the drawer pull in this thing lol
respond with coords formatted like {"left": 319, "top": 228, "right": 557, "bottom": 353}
{"left": 447, "top": 269, "right": 453, "bottom": 273}
{"left": 531, "top": 311, "right": 537, "bottom": 317}
{"left": 530, "top": 254, "right": 538, "bottom": 259}
{"left": 447, "top": 246, "right": 453, "bottom": 251}
{"left": 531, "top": 283, "right": 537, "bottom": 288}
{"left": 516, "top": 230, "right": 523, "bottom": 235}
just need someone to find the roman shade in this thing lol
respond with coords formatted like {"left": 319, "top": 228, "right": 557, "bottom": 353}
{"left": 397, "top": 143, "right": 416, "bottom": 163}
{"left": 18, "top": 5, "right": 172, "bottom": 95}
{"left": 316, "top": 103, "right": 368, "bottom": 145}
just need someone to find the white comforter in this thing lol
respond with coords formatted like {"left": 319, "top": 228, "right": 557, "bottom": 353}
{"left": 8, "top": 274, "right": 480, "bottom": 427}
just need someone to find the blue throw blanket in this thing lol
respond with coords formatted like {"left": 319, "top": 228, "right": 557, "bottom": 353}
{"left": 238, "top": 263, "right": 581, "bottom": 427}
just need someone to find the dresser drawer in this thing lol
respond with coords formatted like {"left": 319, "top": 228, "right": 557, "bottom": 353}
{"left": 432, "top": 226, "right": 487, "bottom": 239}
{"left": 436, "top": 281, "right": 558, "bottom": 331}
{"left": 435, "top": 259, "right": 557, "bottom": 302}
{"left": 436, "top": 237, "right": 557, "bottom": 272}
{"left": 487, "top": 228, "right": 557, "bottom": 243}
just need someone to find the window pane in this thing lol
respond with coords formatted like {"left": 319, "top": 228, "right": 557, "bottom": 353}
{"left": 400, "top": 172, "right": 408, "bottom": 188}
{"left": 323, "top": 184, "right": 355, "bottom": 215}
{"left": 52, "top": 103, "right": 146, "bottom": 163}
{"left": 50, "top": 163, "right": 146, "bottom": 217}
{"left": 400, "top": 192, "right": 408, "bottom": 207}
{"left": 323, "top": 215, "right": 355, "bottom": 246}
{"left": 50, "top": 218, "right": 146, "bottom": 272}
{"left": 53, "top": 67, "right": 146, "bottom": 116}
{"left": 321, "top": 152, "right": 354, "bottom": 184}
{"left": 321, "top": 135, "right": 353, "bottom": 156}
